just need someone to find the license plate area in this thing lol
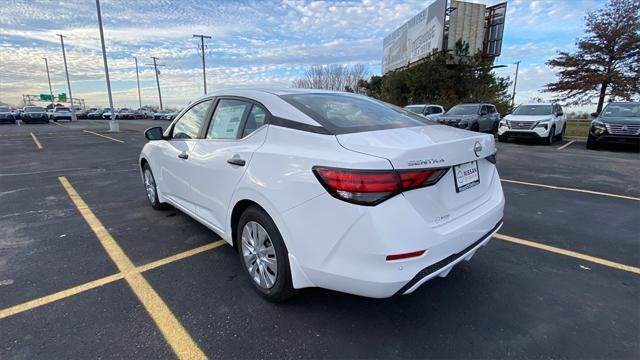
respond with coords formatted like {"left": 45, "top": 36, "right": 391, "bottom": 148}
{"left": 453, "top": 161, "right": 480, "bottom": 193}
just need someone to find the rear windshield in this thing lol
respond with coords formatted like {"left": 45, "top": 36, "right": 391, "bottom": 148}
{"left": 280, "top": 93, "right": 427, "bottom": 134}
{"left": 601, "top": 103, "right": 640, "bottom": 117}
{"left": 446, "top": 104, "right": 479, "bottom": 115}
{"left": 55, "top": 107, "right": 70, "bottom": 112}
{"left": 26, "top": 106, "right": 45, "bottom": 112}
{"left": 512, "top": 105, "right": 553, "bottom": 115}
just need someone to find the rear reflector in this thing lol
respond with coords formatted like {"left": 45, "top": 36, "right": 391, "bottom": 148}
{"left": 313, "top": 166, "right": 448, "bottom": 205}
{"left": 386, "top": 250, "right": 426, "bottom": 261}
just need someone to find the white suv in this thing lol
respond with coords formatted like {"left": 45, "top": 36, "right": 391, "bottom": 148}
{"left": 139, "top": 89, "right": 505, "bottom": 301}
{"left": 498, "top": 103, "right": 567, "bottom": 144}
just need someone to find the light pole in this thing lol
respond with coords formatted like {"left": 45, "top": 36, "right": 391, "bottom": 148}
{"left": 56, "top": 34, "right": 77, "bottom": 121}
{"left": 134, "top": 56, "right": 142, "bottom": 109}
{"left": 147, "top": 56, "right": 164, "bottom": 110}
{"left": 43, "top": 57, "right": 55, "bottom": 109}
{"left": 511, "top": 60, "right": 521, "bottom": 107}
{"left": 193, "top": 34, "right": 211, "bottom": 94}
{"left": 95, "top": 0, "right": 118, "bottom": 132}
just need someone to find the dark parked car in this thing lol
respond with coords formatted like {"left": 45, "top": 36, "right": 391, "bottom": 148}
{"left": 22, "top": 106, "right": 49, "bottom": 124}
{"left": 87, "top": 109, "right": 104, "bottom": 119}
{"left": 0, "top": 106, "right": 16, "bottom": 124}
{"left": 435, "top": 103, "right": 500, "bottom": 133}
{"left": 588, "top": 102, "right": 640, "bottom": 149}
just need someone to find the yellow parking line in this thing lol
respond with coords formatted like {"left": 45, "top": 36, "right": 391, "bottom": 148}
{"left": 495, "top": 233, "right": 640, "bottom": 274}
{"left": 30, "top": 132, "right": 43, "bottom": 150}
{"left": 83, "top": 130, "right": 124, "bottom": 143}
{"left": 0, "top": 241, "right": 225, "bottom": 320}
{"left": 557, "top": 140, "right": 575, "bottom": 150}
{"left": 58, "top": 176, "right": 206, "bottom": 360}
{"left": 501, "top": 179, "right": 640, "bottom": 201}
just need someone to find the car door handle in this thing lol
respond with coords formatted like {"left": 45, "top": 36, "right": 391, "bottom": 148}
{"left": 227, "top": 157, "right": 246, "bottom": 166}
{"left": 178, "top": 153, "right": 189, "bottom": 159}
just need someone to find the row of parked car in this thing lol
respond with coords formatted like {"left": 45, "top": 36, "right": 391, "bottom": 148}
{"left": 404, "top": 101, "right": 640, "bottom": 148}
{"left": 0, "top": 106, "right": 181, "bottom": 124}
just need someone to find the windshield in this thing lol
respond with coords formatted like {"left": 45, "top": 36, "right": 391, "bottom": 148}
{"left": 601, "top": 103, "right": 640, "bottom": 117}
{"left": 512, "top": 105, "right": 553, "bottom": 116}
{"left": 0, "top": 106, "right": 10, "bottom": 112}
{"left": 55, "top": 107, "right": 70, "bottom": 112}
{"left": 281, "top": 93, "right": 427, "bottom": 134}
{"left": 26, "top": 106, "right": 45, "bottom": 112}
{"left": 446, "top": 104, "right": 479, "bottom": 116}
{"left": 404, "top": 106, "right": 424, "bottom": 114}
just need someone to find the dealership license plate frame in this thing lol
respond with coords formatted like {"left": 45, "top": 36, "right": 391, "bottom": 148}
{"left": 453, "top": 161, "right": 480, "bottom": 193}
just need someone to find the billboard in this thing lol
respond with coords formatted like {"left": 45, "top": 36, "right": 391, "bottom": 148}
{"left": 483, "top": 2, "right": 507, "bottom": 57}
{"left": 382, "top": 0, "right": 446, "bottom": 74}
{"left": 447, "top": 0, "right": 486, "bottom": 54}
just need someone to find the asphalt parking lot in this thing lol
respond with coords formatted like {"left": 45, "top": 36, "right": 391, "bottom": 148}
{"left": 1, "top": 119, "right": 639, "bottom": 359}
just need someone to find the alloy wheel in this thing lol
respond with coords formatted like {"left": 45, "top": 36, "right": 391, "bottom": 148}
{"left": 241, "top": 221, "right": 278, "bottom": 289}
{"left": 144, "top": 169, "right": 156, "bottom": 204}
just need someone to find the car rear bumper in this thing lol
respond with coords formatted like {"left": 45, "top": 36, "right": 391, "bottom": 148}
{"left": 281, "top": 166, "right": 505, "bottom": 298}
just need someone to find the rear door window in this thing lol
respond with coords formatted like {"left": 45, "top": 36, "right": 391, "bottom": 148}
{"left": 206, "top": 99, "right": 252, "bottom": 140}
{"left": 280, "top": 93, "right": 426, "bottom": 134}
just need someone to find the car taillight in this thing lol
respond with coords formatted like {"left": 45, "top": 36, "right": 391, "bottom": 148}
{"left": 313, "top": 166, "right": 448, "bottom": 206}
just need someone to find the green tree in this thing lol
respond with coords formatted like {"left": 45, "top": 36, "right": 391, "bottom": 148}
{"left": 545, "top": 0, "right": 640, "bottom": 112}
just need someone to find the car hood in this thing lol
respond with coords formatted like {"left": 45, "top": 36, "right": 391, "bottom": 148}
{"left": 336, "top": 124, "right": 495, "bottom": 169}
{"left": 598, "top": 116, "right": 640, "bottom": 125}
{"left": 504, "top": 115, "right": 553, "bottom": 122}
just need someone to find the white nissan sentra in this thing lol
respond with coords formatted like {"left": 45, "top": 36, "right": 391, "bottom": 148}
{"left": 139, "top": 88, "right": 505, "bottom": 301}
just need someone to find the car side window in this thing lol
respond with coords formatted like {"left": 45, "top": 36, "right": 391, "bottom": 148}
{"left": 431, "top": 106, "right": 443, "bottom": 114}
{"left": 481, "top": 105, "right": 489, "bottom": 114}
{"left": 489, "top": 106, "right": 497, "bottom": 114}
{"left": 242, "top": 105, "right": 267, "bottom": 138}
{"left": 557, "top": 105, "right": 564, "bottom": 115}
{"left": 206, "top": 99, "right": 251, "bottom": 139}
{"left": 172, "top": 100, "right": 212, "bottom": 139}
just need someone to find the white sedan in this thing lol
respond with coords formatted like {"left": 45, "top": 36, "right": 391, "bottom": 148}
{"left": 139, "top": 89, "right": 504, "bottom": 301}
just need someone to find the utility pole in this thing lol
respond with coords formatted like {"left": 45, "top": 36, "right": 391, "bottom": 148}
{"left": 147, "top": 57, "right": 164, "bottom": 110}
{"left": 134, "top": 56, "right": 142, "bottom": 109}
{"left": 56, "top": 34, "right": 77, "bottom": 121}
{"left": 193, "top": 34, "right": 211, "bottom": 94}
{"left": 43, "top": 57, "right": 55, "bottom": 109}
{"left": 511, "top": 60, "right": 521, "bottom": 107}
{"left": 95, "top": 0, "right": 118, "bottom": 132}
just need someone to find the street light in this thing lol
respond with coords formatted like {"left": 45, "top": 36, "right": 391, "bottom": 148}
{"left": 511, "top": 60, "right": 521, "bottom": 107}
{"left": 43, "top": 57, "right": 55, "bottom": 110}
{"left": 95, "top": 0, "right": 118, "bottom": 132}
{"left": 56, "top": 34, "right": 77, "bottom": 122}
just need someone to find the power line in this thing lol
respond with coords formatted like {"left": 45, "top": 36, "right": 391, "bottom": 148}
{"left": 193, "top": 34, "right": 211, "bottom": 94}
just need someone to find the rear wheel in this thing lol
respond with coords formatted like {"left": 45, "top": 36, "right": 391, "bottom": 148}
{"left": 491, "top": 121, "right": 499, "bottom": 134}
{"left": 238, "top": 206, "right": 296, "bottom": 302}
{"left": 586, "top": 139, "right": 599, "bottom": 150}
{"left": 497, "top": 135, "right": 507, "bottom": 142}
{"left": 557, "top": 124, "right": 566, "bottom": 141}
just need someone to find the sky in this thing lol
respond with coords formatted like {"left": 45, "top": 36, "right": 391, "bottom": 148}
{"left": 0, "top": 0, "right": 604, "bottom": 111}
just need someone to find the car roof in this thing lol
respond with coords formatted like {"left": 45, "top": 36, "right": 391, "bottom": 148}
{"left": 405, "top": 104, "right": 441, "bottom": 107}
{"left": 519, "top": 103, "right": 554, "bottom": 106}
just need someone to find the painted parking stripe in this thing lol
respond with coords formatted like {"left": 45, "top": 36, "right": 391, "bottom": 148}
{"left": 495, "top": 233, "right": 640, "bottom": 274}
{"left": 58, "top": 176, "right": 205, "bottom": 360}
{"left": 83, "top": 130, "right": 124, "bottom": 143}
{"left": 0, "top": 241, "right": 225, "bottom": 320}
{"left": 557, "top": 140, "right": 575, "bottom": 150}
{"left": 501, "top": 179, "right": 640, "bottom": 201}
{"left": 30, "top": 132, "right": 43, "bottom": 150}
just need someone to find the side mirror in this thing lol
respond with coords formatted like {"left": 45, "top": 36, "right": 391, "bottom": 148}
{"left": 145, "top": 126, "right": 164, "bottom": 141}
{"left": 590, "top": 112, "right": 599, "bottom": 118}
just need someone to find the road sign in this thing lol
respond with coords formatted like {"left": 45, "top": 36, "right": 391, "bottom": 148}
{"left": 40, "top": 94, "right": 53, "bottom": 101}
{"left": 58, "top": 93, "right": 67, "bottom": 102}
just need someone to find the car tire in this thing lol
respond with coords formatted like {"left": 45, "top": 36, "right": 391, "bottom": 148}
{"left": 491, "top": 121, "right": 499, "bottom": 134}
{"left": 557, "top": 124, "right": 566, "bottom": 141}
{"left": 471, "top": 123, "right": 479, "bottom": 132}
{"left": 497, "top": 135, "right": 507, "bottom": 142}
{"left": 237, "top": 206, "right": 296, "bottom": 302}
{"left": 142, "top": 164, "right": 169, "bottom": 210}
{"left": 586, "top": 139, "right": 599, "bottom": 150}
{"left": 546, "top": 126, "right": 555, "bottom": 145}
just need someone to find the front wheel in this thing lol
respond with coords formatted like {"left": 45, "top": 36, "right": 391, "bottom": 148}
{"left": 556, "top": 124, "right": 566, "bottom": 141}
{"left": 142, "top": 164, "right": 168, "bottom": 209}
{"left": 586, "top": 139, "right": 599, "bottom": 150}
{"left": 471, "top": 123, "right": 480, "bottom": 132}
{"left": 546, "top": 126, "right": 556, "bottom": 145}
{"left": 238, "top": 206, "right": 296, "bottom": 302}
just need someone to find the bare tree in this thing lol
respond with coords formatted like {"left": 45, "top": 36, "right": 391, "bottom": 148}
{"left": 292, "top": 64, "right": 370, "bottom": 93}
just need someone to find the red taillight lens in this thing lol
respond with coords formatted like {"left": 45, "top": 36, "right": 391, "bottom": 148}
{"left": 386, "top": 250, "right": 426, "bottom": 261}
{"left": 313, "top": 166, "right": 448, "bottom": 205}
